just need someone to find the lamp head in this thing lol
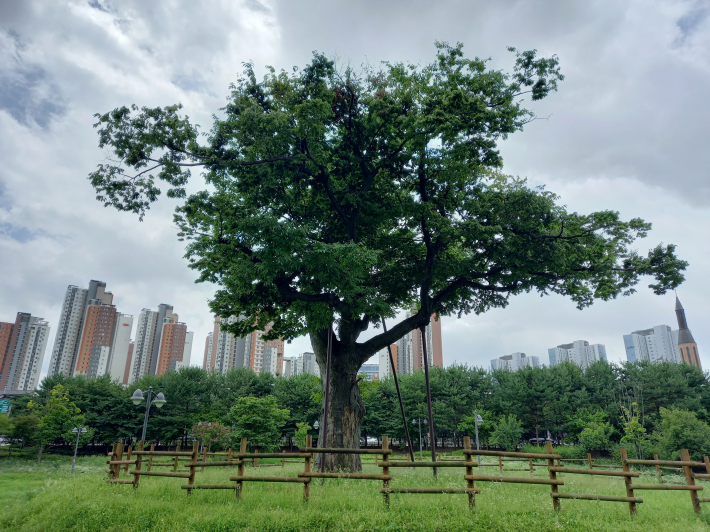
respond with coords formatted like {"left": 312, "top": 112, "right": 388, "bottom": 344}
{"left": 131, "top": 389, "right": 144, "bottom": 406}
{"left": 152, "top": 392, "right": 167, "bottom": 409}
{"left": 313, "top": 421, "right": 320, "bottom": 429}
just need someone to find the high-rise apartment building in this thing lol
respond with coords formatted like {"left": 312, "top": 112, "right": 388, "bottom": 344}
{"left": 622, "top": 297, "right": 701, "bottom": 370}
{"left": 75, "top": 301, "right": 118, "bottom": 377}
{"left": 123, "top": 341, "right": 134, "bottom": 384}
{"left": 48, "top": 280, "right": 113, "bottom": 378}
{"left": 0, "top": 312, "right": 50, "bottom": 392}
{"left": 203, "top": 316, "right": 248, "bottom": 374}
{"left": 395, "top": 313, "right": 444, "bottom": 375}
{"left": 378, "top": 344, "right": 398, "bottom": 380}
{"left": 624, "top": 326, "right": 680, "bottom": 364}
{"left": 176, "top": 332, "right": 193, "bottom": 371}
{"left": 282, "top": 356, "right": 296, "bottom": 378}
{"left": 491, "top": 352, "right": 540, "bottom": 372}
{"left": 676, "top": 296, "right": 701, "bottom": 370}
{"left": 548, "top": 340, "right": 607, "bottom": 369}
{"left": 245, "top": 322, "right": 284, "bottom": 376}
{"left": 293, "top": 352, "right": 319, "bottom": 377}
{"left": 107, "top": 314, "right": 133, "bottom": 382}
{"left": 129, "top": 304, "right": 192, "bottom": 383}
{"left": 204, "top": 316, "right": 284, "bottom": 376}
{"left": 156, "top": 320, "right": 188, "bottom": 376}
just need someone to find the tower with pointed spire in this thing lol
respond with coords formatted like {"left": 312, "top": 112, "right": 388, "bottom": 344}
{"left": 676, "top": 296, "right": 701, "bottom": 370}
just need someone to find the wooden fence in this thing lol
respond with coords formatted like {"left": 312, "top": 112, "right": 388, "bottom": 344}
{"left": 104, "top": 438, "right": 710, "bottom": 515}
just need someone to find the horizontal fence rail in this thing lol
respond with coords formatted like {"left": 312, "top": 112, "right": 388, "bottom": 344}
{"left": 102, "top": 437, "right": 710, "bottom": 516}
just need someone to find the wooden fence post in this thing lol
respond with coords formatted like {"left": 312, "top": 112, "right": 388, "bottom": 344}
{"left": 282, "top": 449, "right": 286, "bottom": 468}
{"left": 587, "top": 453, "right": 593, "bottom": 470}
{"left": 303, "top": 435, "right": 312, "bottom": 503}
{"left": 173, "top": 445, "right": 180, "bottom": 472}
{"left": 124, "top": 445, "right": 132, "bottom": 472}
{"left": 201, "top": 444, "right": 208, "bottom": 472}
{"left": 382, "top": 435, "right": 390, "bottom": 507}
{"left": 681, "top": 448, "right": 701, "bottom": 514}
{"left": 529, "top": 457, "right": 534, "bottom": 474}
{"left": 654, "top": 453, "right": 662, "bottom": 484}
{"left": 464, "top": 436, "right": 475, "bottom": 509}
{"left": 108, "top": 444, "right": 118, "bottom": 480}
{"left": 228, "top": 448, "right": 233, "bottom": 468}
{"left": 115, "top": 443, "right": 124, "bottom": 478}
{"left": 620, "top": 447, "right": 637, "bottom": 516}
{"left": 186, "top": 441, "right": 199, "bottom": 495}
{"left": 254, "top": 448, "right": 258, "bottom": 468}
{"left": 236, "top": 437, "right": 247, "bottom": 500}
{"left": 147, "top": 443, "right": 155, "bottom": 471}
{"left": 546, "top": 441, "right": 560, "bottom": 511}
{"left": 498, "top": 455, "right": 503, "bottom": 475}
{"left": 133, "top": 441, "right": 144, "bottom": 489}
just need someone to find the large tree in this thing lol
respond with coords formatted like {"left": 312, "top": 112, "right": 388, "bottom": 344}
{"left": 89, "top": 43, "right": 686, "bottom": 470}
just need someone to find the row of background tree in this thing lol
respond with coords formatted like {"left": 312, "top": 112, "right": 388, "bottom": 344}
{"left": 3, "top": 360, "right": 710, "bottom": 460}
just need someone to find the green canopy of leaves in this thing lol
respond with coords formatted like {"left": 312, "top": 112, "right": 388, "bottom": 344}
{"left": 88, "top": 43, "right": 685, "bottom": 366}
{"left": 228, "top": 395, "right": 289, "bottom": 451}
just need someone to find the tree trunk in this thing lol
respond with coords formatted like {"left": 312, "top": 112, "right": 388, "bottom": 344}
{"left": 310, "top": 331, "right": 365, "bottom": 472}
{"left": 37, "top": 444, "right": 43, "bottom": 464}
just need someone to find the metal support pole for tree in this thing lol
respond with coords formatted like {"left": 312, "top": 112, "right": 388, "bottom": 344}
{"left": 382, "top": 318, "right": 415, "bottom": 462}
{"left": 71, "top": 426, "right": 86, "bottom": 474}
{"left": 420, "top": 324, "right": 437, "bottom": 477}
{"left": 418, "top": 419, "right": 423, "bottom": 458}
{"left": 320, "top": 325, "right": 333, "bottom": 473}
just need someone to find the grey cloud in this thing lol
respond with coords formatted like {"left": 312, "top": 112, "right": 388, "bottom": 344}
{"left": 244, "top": 0, "right": 270, "bottom": 14}
{"left": 88, "top": 0, "right": 112, "bottom": 13}
{"left": 171, "top": 70, "right": 216, "bottom": 96}
{"left": 0, "top": 32, "right": 66, "bottom": 129}
{"left": 0, "top": 222, "right": 39, "bottom": 243}
{"left": 676, "top": 3, "right": 709, "bottom": 43}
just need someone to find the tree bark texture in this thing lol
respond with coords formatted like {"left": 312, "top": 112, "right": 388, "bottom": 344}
{"left": 310, "top": 330, "right": 364, "bottom": 472}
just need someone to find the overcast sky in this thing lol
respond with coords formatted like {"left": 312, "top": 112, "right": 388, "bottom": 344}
{"left": 1, "top": 0, "right": 708, "bottom": 379}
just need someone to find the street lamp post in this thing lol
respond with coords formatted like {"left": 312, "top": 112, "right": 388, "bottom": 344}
{"left": 412, "top": 419, "right": 423, "bottom": 458}
{"left": 474, "top": 410, "right": 483, "bottom": 465}
{"left": 131, "top": 386, "right": 167, "bottom": 442}
{"left": 71, "top": 426, "right": 87, "bottom": 474}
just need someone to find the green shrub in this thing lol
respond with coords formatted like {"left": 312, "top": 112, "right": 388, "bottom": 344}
{"left": 228, "top": 395, "right": 289, "bottom": 452}
{"left": 489, "top": 415, "right": 523, "bottom": 451}
{"left": 653, "top": 407, "right": 710, "bottom": 461}
{"left": 579, "top": 422, "right": 614, "bottom": 454}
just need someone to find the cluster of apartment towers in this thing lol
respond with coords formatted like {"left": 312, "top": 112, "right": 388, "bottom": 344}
{"left": 491, "top": 296, "right": 702, "bottom": 372}
{"left": 0, "top": 280, "right": 195, "bottom": 393}
{"left": 203, "top": 312, "right": 444, "bottom": 379}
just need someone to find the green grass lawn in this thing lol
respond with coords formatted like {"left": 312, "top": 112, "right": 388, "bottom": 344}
{"left": 2, "top": 453, "right": 710, "bottom": 531}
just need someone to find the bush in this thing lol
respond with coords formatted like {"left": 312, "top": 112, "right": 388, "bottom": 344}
{"left": 228, "top": 395, "right": 289, "bottom": 452}
{"left": 489, "top": 415, "right": 523, "bottom": 451}
{"left": 294, "top": 422, "right": 310, "bottom": 448}
{"left": 653, "top": 407, "right": 710, "bottom": 461}
{"left": 579, "top": 422, "right": 614, "bottom": 454}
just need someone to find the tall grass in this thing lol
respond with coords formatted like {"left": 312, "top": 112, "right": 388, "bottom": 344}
{"left": 2, "top": 453, "right": 709, "bottom": 531}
